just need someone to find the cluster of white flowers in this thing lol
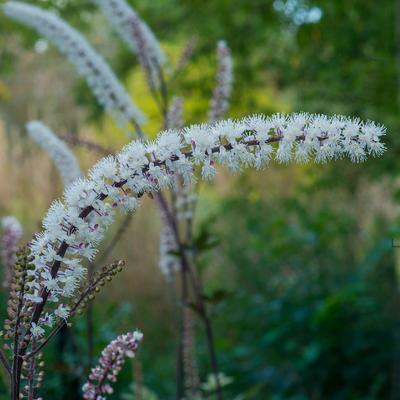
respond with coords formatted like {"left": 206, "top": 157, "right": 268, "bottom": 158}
{"left": 4, "top": 1, "right": 146, "bottom": 129}
{"left": 1, "top": 216, "right": 23, "bottom": 288}
{"left": 27, "top": 121, "right": 81, "bottom": 187}
{"left": 93, "top": 0, "right": 166, "bottom": 68}
{"left": 25, "top": 113, "right": 385, "bottom": 328}
{"left": 208, "top": 40, "right": 233, "bottom": 123}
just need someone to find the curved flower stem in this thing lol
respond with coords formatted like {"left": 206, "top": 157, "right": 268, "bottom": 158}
{"left": 181, "top": 253, "right": 223, "bottom": 400}
{"left": 176, "top": 250, "right": 189, "bottom": 400}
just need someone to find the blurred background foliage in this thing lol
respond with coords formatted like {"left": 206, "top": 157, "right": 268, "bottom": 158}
{"left": 0, "top": 0, "right": 399, "bottom": 399}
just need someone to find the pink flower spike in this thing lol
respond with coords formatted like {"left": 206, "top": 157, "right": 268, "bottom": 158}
{"left": 82, "top": 331, "right": 143, "bottom": 400}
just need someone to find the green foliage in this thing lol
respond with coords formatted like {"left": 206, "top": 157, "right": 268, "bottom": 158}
{"left": 209, "top": 192, "right": 396, "bottom": 399}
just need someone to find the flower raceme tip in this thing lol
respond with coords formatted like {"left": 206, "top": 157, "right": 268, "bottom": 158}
{"left": 82, "top": 330, "right": 143, "bottom": 399}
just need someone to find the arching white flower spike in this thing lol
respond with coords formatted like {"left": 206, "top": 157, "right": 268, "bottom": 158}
{"left": 26, "top": 113, "right": 385, "bottom": 328}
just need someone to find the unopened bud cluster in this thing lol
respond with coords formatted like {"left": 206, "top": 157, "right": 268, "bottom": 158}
{"left": 75, "top": 260, "right": 125, "bottom": 317}
{"left": 2, "top": 247, "right": 35, "bottom": 348}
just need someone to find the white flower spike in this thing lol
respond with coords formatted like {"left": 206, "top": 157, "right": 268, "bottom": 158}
{"left": 93, "top": 0, "right": 166, "bottom": 68}
{"left": 26, "top": 113, "right": 385, "bottom": 327}
{"left": 27, "top": 121, "right": 81, "bottom": 187}
{"left": 4, "top": 1, "right": 146, "bottom": 131}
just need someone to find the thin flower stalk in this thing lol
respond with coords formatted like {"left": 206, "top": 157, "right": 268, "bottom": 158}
{"left": 4, "top": 1, "right": 146, "bottom": 131}
{"left": 27, "top": 121, "right": 81, "bottom": 187}
{"left": 82, "top": 331, "right": 143, "bottom": 400}
{"left": 0, "top": 217, "right": 23, "bottom": 289}
{"left": 208, "top": 41, "right": 233, "bottom": 123}
{"left": 183, "top": 307, "right": 200, "bottom": 398}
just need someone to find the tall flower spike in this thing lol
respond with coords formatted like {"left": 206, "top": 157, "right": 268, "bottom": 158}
{"left": 208, "top": 40, "right": 233, "bottom": 123}
{"left": 93, "top": 0, "right": 165, "bottom": 65}
{"left": 26, "top": 113, "right": 385, "bottom": 326}
{"left": 82, "top": 331, "right": 143, "bottom": 400}
{"left": 4, "top": 1, "right": 146, "bottom": 132}
{"left": 0, "top": 216, "right": 23, "bottom": 289}
{"left": 26, "top": 121, "right": 81, "bottom": 187}
{"left": 93, "top": 0, "right": 166, "bottom": 86}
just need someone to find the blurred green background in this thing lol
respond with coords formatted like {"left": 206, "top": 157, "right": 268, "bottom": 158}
{"left": 0, "top": 0, "right": 399, "bottom": 399}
